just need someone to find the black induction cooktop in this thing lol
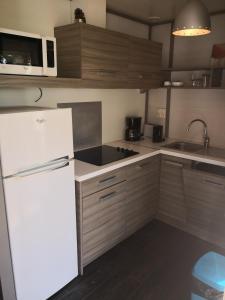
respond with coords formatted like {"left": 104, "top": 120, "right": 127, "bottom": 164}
{"left": 75, "top": 145, "right": 139, "bottom": 166}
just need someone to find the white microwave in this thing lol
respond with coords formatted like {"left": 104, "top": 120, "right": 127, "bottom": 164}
{"left": 0, "top": 28, "right": 57, "bottom": 76}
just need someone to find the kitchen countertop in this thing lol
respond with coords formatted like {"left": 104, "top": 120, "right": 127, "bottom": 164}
{"left": 74, "top": 138, "right": 225, "bottom": 182}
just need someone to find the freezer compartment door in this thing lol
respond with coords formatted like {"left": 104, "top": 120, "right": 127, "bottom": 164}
{"left": 0, "top": 108, "right": 74, "bottom": 177}
{"left": 3, "top": 161, "right": 78, "bottom": 300}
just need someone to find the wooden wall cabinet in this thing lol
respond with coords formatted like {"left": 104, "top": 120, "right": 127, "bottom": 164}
{"left": 75, "top": 156, "right": 160, "bottom": 273}
{"left": 55, "top": 23, "right": 162, "bottom": 88}
{"left": 128, "top": 36, "right": 162, "bottom": 89}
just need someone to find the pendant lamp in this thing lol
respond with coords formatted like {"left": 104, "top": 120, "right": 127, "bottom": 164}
{"left": 173, "top": 0, "right": 211, "bottom": 36}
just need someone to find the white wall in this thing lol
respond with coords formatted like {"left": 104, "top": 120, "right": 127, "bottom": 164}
{"left": 169, "top": 89, "right": 225, "bottom": 148}
{"left": 71, "top": 0, "right": 106, "bottom": 28}
{"left": 0, "top": 0, "right": 106, "bottom": 36}
{"left": 0, "top": 0, "right": 70, "bottom": 36}
{"left": 0, "top": 88, "right": 145, "bottom": 143}
{"left": 148, "top": 14, "right": 225, "bottom": 148}
{"left": 107, "top": 13, "right": 149, "bottom": 39}
{"left": 0, "top": 0, "right": 146, "bottom": 144}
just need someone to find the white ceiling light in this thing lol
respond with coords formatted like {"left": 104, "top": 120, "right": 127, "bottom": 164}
{"left": 172, "top": 0, "right": 211, "bottom": 37}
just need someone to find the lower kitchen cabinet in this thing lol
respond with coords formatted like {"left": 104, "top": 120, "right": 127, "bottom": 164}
{"left": 125, "top": 156, "right": 160, "bottom": 237}
{"left": 76, "top": 153, "right": 225, "bottom": 273}
{"left": 82, "top": 181, "right": 127, "bottom": 266}
{"left": 158, "top": 155, "right": 191, "bottom": 227}
{"left": 75, "top": 156, "right": 160, "bottom": 273}
{"left": 158, "top": 154, "right": 225, "bottom": 249}
{"left": 183, "top": 167, "right": 225, "bottom": 248}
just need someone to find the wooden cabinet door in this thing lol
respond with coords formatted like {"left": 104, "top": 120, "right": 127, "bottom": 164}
{"left": 183, "top": 168, "right": 225, "bottom": 248}
{"left": 81, "top": 24, "right": 129, "bottom": 82}
{"left": 159, "top": 156, "right": 190, "bottom": 226}
{"left": 128, "top": 36, "right": 162, "bottom": 88}
{"left": 125, "top": 156, "right": 160, "bottom": 237}
{"left": 82, "top": 181, "right": 126, "bottom": 266}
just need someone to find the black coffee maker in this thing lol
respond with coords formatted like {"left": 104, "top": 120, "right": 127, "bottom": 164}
{"left": 125, "top": 117, "right": 142, "bottom": 141}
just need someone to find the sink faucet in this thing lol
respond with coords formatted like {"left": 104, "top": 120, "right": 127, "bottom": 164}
{"left": 187, "top": 119, "right": 210, "bottom": 149}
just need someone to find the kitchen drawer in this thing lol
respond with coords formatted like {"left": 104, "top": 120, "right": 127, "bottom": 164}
{"left": 161, "top": 155, "right": 191, "bottom": 167}
{"left": 125, "top": 156, "right": 160, "bottom": 182}
{"left": 83, "top": 229, "right": 124, "bottom": 266}
{"left": 83, "top": 181, "right": 126, "bottom": 233}
{"left": 83, "top": 215, "right": 125, "bottom": 253}
{"left": 82, "top": 168, "right": 126, "bottom": 197}
{"left": 83, "top": 201, "right": 124, "bottom": 234}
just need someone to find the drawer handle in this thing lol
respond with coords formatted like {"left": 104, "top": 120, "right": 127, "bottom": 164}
{"left": 97, "top": 70, "right": 117, "bottom": 75}
{"left": 135, "top": 162, "right": 150, "bottom": 170}
{"left": 204, "top": 179, "right": 223, "bottom": 187}
{"left": 99, "top": 175, "right": 116, "bottom": 184}
{"left": 99, "top": 191, "right": 117, "bottom": 201}
{"left": 164, "top": 160, "right": 183, "bottom": 168}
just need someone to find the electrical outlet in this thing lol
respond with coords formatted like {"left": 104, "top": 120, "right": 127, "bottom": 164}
{"left": 157, "top": 108, "right": 166, "bottom": 119}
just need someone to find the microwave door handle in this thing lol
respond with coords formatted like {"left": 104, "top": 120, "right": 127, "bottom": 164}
{"left": 53, "top": 37, "right": 57, "bottom": 71}
{"left": 42, "top": 37, "right": 47, "bottom": 75}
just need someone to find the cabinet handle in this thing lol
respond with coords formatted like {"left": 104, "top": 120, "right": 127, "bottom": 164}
{"left": 164, "top": 160, "right": 183, "bottom": 168}
{"left": 138, "top": 74, "right": 144, "bottom": 79}
{"left": 97, "top": 70, "right": 117, "bottom": 75}
{"left": 99, "top": 175, "right": 116, "bottom": 184}
{"left": 204, "top": 179, "right": 223, "bottom": 187}
{"left": 99, "top": 191, "right": 117, "bottom": 201}
{"left": 135, "top": 162, "right": 150, "bottom": 170}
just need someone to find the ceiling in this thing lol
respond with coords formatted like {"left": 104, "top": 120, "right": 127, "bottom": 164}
{"left": 106, "top": 0, "right": 225, "bottom": 24}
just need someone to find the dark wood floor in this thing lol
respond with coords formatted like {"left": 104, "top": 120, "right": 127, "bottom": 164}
{"left": 50, "top": 220, "right": 225, "bottom": 300}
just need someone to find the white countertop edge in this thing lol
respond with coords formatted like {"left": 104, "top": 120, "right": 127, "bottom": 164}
{"left": 75, "top": 150, "right": 160, "bottom": 182}
{"left": 160, "top": 149, "right": 225, "bottom": 167}
{"left": 75, "top": 147, "right": 225, "bottom": 182}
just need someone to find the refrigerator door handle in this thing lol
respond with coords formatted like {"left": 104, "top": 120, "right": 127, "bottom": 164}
{"left": 7, "top": 160, "right": 71, "bottom": 179}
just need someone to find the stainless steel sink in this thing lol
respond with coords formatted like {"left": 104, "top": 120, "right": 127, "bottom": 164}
{"left": 163, "top": 142, "right": 204, "bottom": 153}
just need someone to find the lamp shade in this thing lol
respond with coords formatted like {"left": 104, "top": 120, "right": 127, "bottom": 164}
{"left": 173, "top": 0, "right": 211, "bottom": 36}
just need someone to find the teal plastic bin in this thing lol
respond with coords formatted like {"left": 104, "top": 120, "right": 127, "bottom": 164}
{"left": 191, "top": 252, "right": 225, "bottom": 300}
{"left": 192, "top": 294, "right": 206, "bottom": 300}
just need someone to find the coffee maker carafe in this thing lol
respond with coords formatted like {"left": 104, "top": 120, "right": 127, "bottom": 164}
{"left": 125, "top": 117, "right": 142, "bottom": 141}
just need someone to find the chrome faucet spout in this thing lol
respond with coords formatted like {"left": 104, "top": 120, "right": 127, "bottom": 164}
{"left": 187, "top": 119, "right": 209, "bottom": 149}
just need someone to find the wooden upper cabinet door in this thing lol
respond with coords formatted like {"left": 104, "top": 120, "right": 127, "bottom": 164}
{"left": 55, "top": 23, "right": 162, "bottom": 88}
{"left": 55, "top": 23, "right": 82, "bottom": 78}
{"left": 81, "top": 25, "right": 129, "bottom": 82}
{"left": 55, "top": 24, "right": 129, "bottom": 82}
{"left": 128, "top": 36, "right": 162, "bottom": 88}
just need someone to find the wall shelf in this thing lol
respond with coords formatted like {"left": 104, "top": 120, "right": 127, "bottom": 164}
{"left": 0, "top": 74, "right": 162, "bottom": 89}
{"left": 0, "top": 75, "right": 136, "bottom": 89}
{"left": 162, "top": 86, "right": 225, "bottom": 90}
{"left": 162, "top": 67, "right": 225, "bottom": 72}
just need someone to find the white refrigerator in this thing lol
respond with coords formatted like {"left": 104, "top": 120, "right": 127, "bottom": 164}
{"left": 0, "top": 107, "right": 78, "bottom": 300}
